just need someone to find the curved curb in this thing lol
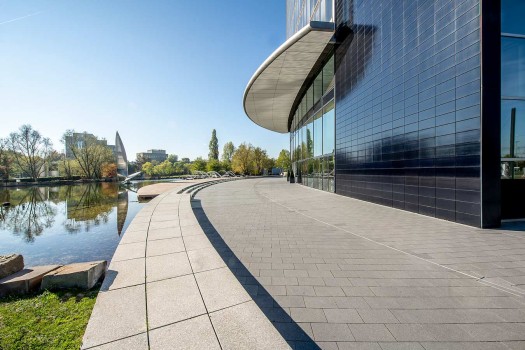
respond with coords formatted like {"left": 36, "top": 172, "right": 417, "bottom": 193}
{"left": 81, "top": 180, "right": 290, "bottom": 350}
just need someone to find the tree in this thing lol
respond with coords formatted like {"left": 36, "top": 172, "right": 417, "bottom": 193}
{"left": 135, "top": 153, "right": 150, "bottom": 170}
{"left": 232, "top": 143, "right": 253, "bottom": 174}
{"left": 142, "top": 162, "right": 155, "bottom": 176}
{"left": 59, "top": 156, "right": 80, "bottom": 178}
{"left": 8, "top": 125, "right": 53, "bottom": 180}
{"left": 191, "top": 157, "right": 207, "bottom": 172}
{"left": 220, "top": 160, "right": 232, "bottom": 172}
{"left": 265, "top": 157, "right": 276, "bottom": 173}
{"left": 181, "top": 157, "right": 190, "bottom": 163}
{"left": 276, "top": 149, "right": 291, "bottom": 170}
{"left": 167, "top": 154, "right": 178, "bottom": 163}
{"left": 306, "top": 128, "right": 313, "bottom": 158}
{"left": 0, "top": 138, "right": 13, "bottom": 180}
{"left": 154, "top": 160, "right": 175, "bottom": 176}
{"left": 62, "top": 131, "right": 114, "bottom": 179}
{"left": 252, "top": 147, "right": 268, "bottom": 175}
{"left": 208, "top": 129, "right": 219, "bottom": 160}
{"left": 222, "top": 142, "right": 235, "bottom": 162}
{"left": 101, "top": 163, "right": 118, "bottom": 178}
{"left": 206, "top": 159, "right": 221, "bottom": 172}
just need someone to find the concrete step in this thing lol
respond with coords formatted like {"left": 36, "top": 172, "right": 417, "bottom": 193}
{"left": 0, "top": 254, "right": 24, "bottom": 279}
{"left": 0, "top": 265, "right": 61, "bottom": 297}
{"left": 41, "top": 261, "right": 107, "bottom": 291}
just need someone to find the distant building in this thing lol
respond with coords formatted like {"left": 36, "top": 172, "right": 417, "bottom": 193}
{"left": 136, "top": 149, "right": 167, "bottom": 163}
{"left": 64, "top": 133, "right": 107, "bottom": 159}
{"left": 64, "top": 131, "right": 128, "bottom": 177}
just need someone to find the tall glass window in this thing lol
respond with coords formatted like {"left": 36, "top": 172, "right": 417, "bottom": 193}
{"left": 306, "top": 117, "right": 314, "bottom": 158}
{"left": 502, "top": 1, "right": 525, "bottom": 179}
{"left": 314, "top": 111, "right": 323, "bottom": 157}
{"left": 323, "top": 101, "right": 335, "bottom": 155}
{"left": 502, "top": 0, "right": 525, "bottom": 35}
{"left": 289, "top": 55, "right": 335, "bottom": 191}
{"left": 502, "top": 101, "right": 525, "bottom": 158}
{"left": 502, "top": 38, "right": 525, "bottom": 97}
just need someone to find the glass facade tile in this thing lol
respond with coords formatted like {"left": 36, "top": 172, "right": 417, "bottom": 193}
{"left": 502, "top": 37, "right": 525, "bottom": 97}
{"left": 286, "top": 0, "right": 335, "bottom": 38}
{"left": 334, "top": 0, "right": 483, "bottom": 226}
{"left": 502, "top": 0, "right": 525, "bottom": 183}
{"left": 502, "top": 0, "right": 525, "bottom": 35}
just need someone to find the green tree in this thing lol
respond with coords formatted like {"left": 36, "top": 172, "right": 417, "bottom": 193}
{"left": 232, "top": 143, "right": 253, "bottom": 175}
{"left": 252, "top": 147, "right": 268, "bottom": 175}
{"left": 59, "top": 157, "right": 81, "bottom": 178}
{"left": 206, "top": 159, "right": 221, "bottom": 172}
{"left": 167, "top": 154, "right": 178, "bottom": 163}
{"left": 276, "top": 149, "right": 291, "bottom": 170}
{"left": 265, "top": 157, "right": 276, "bottom": 174}
{"left": 222, "top": 142, "right": 235, "bottom": 162}
{"left": 154, "top": 160, "right": 175, "bottom": 176}
{"left": 135, "top": 154, "right": 150, "bottom": 170}
{"left": 191, "top": 157, "right": 207, "bottom": 172}
{"left": 8, "top": 125, "right": 54, "bottom": 180}
{"left": 0, "top": 138, "right": 13, "bottom": 180}
{"left": 306, "top": 128, "right": 313, "bottom": 158}
{"left": 208, "top": 129, "right": 219, "bottom": 160}
{"left": 220, "top": 160, "right": 232, "bottom": 172}
{"left": 141, "top": 162, "right": 155, "bottom": 176}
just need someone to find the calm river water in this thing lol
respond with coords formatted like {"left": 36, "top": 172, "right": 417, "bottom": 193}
{"left": 0, "top": 181, "right": 178, "bottom": 266}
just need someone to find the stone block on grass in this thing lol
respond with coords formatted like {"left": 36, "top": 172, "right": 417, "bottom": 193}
{"left": 41, "top": 261, "right": 106, "bottom": 291}
{"left": 0, "top": 265, "right": 61, "bottom": 297}
{"left": 0, "top": 254, "right": 24, "bottom": 279}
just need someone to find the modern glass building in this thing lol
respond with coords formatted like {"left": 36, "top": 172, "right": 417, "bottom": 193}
{"left": 244, "top": 0, "right": 524, "bottom": 228}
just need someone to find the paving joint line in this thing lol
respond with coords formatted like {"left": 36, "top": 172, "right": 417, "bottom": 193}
{"left": 142, "top": 191, "right": 175, "bottom": 349}
{"left": 178, "top": 194, "right": 224, "bottom": 350}
{"left": 82, "top": 331, "right": 149, "bottom": 350}
{"left": 253, "top": 182, "right": 525, "bottom": 299}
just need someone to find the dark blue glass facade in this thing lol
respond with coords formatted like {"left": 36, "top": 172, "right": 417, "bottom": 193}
{"left": 334, "top": 0, "right": 500, "bottom": 227}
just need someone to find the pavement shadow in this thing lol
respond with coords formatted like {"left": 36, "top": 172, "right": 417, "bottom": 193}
{"left": 192, "top": 199, "right": 321, "bottom": 350}
{"left": 99, "top": 269, "right": 118, "bottom": 291}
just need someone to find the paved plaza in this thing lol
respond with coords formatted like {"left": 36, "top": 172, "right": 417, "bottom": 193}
{"left": 82, "top": 177, "right": 525, "bottom": 350}
{"left": 194, "top": 177, "right": 525, "bottom": 350}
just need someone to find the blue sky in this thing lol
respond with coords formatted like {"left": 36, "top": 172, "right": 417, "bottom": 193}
{"left": 0, "top": 1, "right": 288, "bottom": 160}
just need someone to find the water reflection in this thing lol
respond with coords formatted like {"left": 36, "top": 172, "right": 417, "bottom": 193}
{"left": 117, "top": 190, "right": 128, "bottom": 235}
{"left": 63, "top": 183, "right": 118, "bottom": 234}
{"left": 0, "top": 188, "right": 57, "bottom": 242}
{"left": 0, "top": 182, "right": 146, "bottom": 265}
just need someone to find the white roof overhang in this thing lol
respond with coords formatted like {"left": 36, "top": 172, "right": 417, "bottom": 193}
{"left": 243, "top": 22, "right": 335, "bottom": 133}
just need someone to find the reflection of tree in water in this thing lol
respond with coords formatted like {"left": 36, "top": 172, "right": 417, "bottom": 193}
{"left": 117, "top": 190, "right": 128, "bottom": 235}
{"left": 63, "top": 183, "right": 119, "bottom": 233}
{"left": 0, "top": 188, "right": 57, "bottom": 242}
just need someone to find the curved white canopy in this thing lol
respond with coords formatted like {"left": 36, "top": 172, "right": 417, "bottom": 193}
{"left": 243, "top": 22, "right": 335, "bottom": 133}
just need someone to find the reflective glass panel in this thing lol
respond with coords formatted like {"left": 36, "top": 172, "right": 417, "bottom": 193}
{"left": 322, "top": 56, "right": 334, "bottom": 94}
{"left": 306, "top": 117, "right": 314, "bottom": 158}
{"left": 306, "top": 85, "right": 314, "bottom": 111}
{"left": 502, "top": 0, "right": 525, "bottom": 35}
{"left": 314, "top": 111, "right": 323, "bottom": 157}
{"left": 323, "top": 100, "right": 335, "bottom": 155}
{"left": 502, "top": 100, "right": 525, "bottom": 158}
{"left": 502, "top": 37, "right": 525, "bottom": 97}
{"left": 314, "top": 73, "right": 323, "bottom": 105}
{"left": 302, "top": 125, "right": 308, "bottom": 160}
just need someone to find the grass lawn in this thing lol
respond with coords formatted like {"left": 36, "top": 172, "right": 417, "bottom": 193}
{"left": 0, "top": 288, "right": 99, "bottom": 350}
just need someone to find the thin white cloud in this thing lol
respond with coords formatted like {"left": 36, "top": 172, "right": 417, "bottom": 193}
{"left": 0, "top": 11, "right": 40, "bottom": 25}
